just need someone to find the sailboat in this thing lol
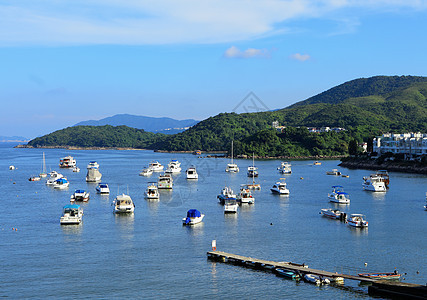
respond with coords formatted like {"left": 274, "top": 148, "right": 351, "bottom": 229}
{"left": 39, "top": 152, "right": 48, "bottom": 178}
{"left": 246, "top": 153, "right": 261, "bottom": 190}
{"left": 225, "top": 141, "right": 239, "bottom": 173}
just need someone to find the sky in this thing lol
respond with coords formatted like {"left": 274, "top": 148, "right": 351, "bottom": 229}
{"left": 1, "top": 0, "right": 427, "bottom": 139}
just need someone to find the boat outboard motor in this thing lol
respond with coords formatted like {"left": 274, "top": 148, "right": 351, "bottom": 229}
{"left": 340, "top": 212, "right": 347, "bottom": 222}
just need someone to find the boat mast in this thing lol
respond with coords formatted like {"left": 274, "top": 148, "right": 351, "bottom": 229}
{"left": 231, "top": 140, "right": 234, "bottom": 165}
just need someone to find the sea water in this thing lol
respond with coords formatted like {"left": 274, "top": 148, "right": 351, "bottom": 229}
{"left": 1, "top": 144, "right": 426, "bottom": 299}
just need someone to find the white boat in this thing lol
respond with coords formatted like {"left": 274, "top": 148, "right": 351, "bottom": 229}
{"left": 148, "top": 161, "right": 164, "bottom": 172}
{"left": 53, "top": 177, "right": 69, "bottom": 189}
{"left": 425, "top": 192, "right": 427, "bottom": 211}
{"left": 9, "top": 165, "right": 15, "bottom": 170}
{"left": 224, "top": 198, "right": 238, "bottom": 213}
{"left": 96, "top": 183, "right": 110, "bottom": 194}
{"left": 278, "top": 162, "right": 292, "bottom": 174}
{"left": 113, "top": 194, "right": 135, "bottom": 213}
{"left": 39, "top": 152, "right": 47, "bottom": 178}
{"left": 320, "top": 208, "right": 346, "bottom": 220}
{"left": 60, "top": 204, "right": 83, "bottom": 225}
{"left": 328, "top": 186, "right": 350, "bottom": 204}
{"left": 46, "top": 171, "right": 63, "bottom": 185}
{"left": 347, "top": 214, "right": 368, "bottom": 228}
{"left": 86, "top": 163, "right": 102, "bottom": 182}
{"left": 326, "top": 169, "right": 341, "bottom": 175}
{"left": 29, "top": 175, "right": 41, "bottom": 181}
{"left": 247, "top": 166, "right": 258, "bottom": 178}
{"left": 145, "top": 182, "right": 159, "bottom": 199}
{"left": 304, "top": 274, "right": 330, "bottom": 285}
{"left": 186, "top": 166, "right": 199, "bottom": 179}
{"left": 73, "top": 167, "right": 80, "bottom": 172}
{"left": 217, "top": 187, "right": 236, "bottom": 204}
{"left": 139, "top": 167, "right": 153, "bottom": 176}
{"left": 165, "top": 160, "right": 182, "bottom": 173}
{"left": 225, "top": 141, "right": 239, "bottom": 173}
{"left": 363, "top": 174, "right": 387, "bottom": 192}
{"left": 238, "top": 187, "right": 254, "bottom": 204}
{"left": 182, "top": 209, "right": 205, "bottom": 225}
{"left": 328, "top": 187, "right": 350, "bottom": 204}
{"left": 158, "top": 173, "right": 173, "bottom": 189}
{"left": 59, "top": 156, "right": 76, "bottom": 168}
{"left": 70, "top": 189, "right": 90, "bottom": 202}
{"left": 270, "top": 179, "right": 289, "bottom": 195}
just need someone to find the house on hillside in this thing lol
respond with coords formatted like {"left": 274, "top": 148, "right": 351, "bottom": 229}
{"left": 373, "top": 132, "right": 427, "bottom": 158}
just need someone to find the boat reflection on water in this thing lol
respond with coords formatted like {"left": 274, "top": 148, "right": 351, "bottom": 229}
{"left": 114, "top": 213, "right": 135, "bottom": 241}
{"left": 184, "top": 221, "right": 204, "bottom": 236}
{"left": 348, "top": 226, "right": 368, "bottom": 236}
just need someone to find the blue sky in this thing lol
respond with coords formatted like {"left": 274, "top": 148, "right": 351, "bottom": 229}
{"left": 1, "top": 0, "right": 427, "bottom": 138}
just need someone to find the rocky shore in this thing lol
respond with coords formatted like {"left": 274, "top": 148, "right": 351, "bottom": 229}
{"left": 339, "top": 157, "right": 427, "bottom": 175}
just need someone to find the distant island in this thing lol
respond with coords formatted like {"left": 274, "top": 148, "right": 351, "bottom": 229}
{"left": 0, "top": 136, "right": 29, "bottom": 143}
{"left": 24, "top": 75, "right": 427, "bottom": 159}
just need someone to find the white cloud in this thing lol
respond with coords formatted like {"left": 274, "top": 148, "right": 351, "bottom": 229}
{"left": 290, "top": 53, "right": 311, "bottom": 61}
{"left": 224, "top": 46, "right": 271, "bottom": 58}
{"left": 0, "top": 0, "right": 425, "bottom": 46}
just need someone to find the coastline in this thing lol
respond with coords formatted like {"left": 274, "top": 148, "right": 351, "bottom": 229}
{"left": 339, "top": 157, "right": 427, "bottom": 175}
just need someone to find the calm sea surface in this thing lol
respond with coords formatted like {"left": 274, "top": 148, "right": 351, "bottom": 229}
{"left": 1, "top": 143, "right": 426, "bottom": 299}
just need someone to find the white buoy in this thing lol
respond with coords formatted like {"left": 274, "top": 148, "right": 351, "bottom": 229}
{"left": 212, "top": 240, "right": 217, "bottom": 251}
{"left": 9, "top": 165, "right": 15, "bottom": 170}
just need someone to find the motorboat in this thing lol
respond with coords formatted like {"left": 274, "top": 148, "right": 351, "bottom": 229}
{"left": 9, "top": 165, "right": 15, "bottom": 170}
{"left": 157, "top": 173, "right": 173, "bottom": 189}
{"left": 224, "top": 198, "right": 238, "bottom": 213}
{"left": 60, "top": 204, "right": 83, "bottom": 225}
{"left": 186, "top": 166, "right": 199, "bottom": 179}
{"left": 326, "top": 169, "right": 341, "bottom": 175}
{"left": 87, "top": 161, "right": 99, "bottom": 169}
{"left": 329, "top": 191, "right": 350, "bottom": 204}
{"left": 278, "top": 162, "right": 292, "bottom": 174}
{"left": 363, "top": 174, "right": 387, "bottom": 192}
{"left": 328, "top": 186, "right": 347, "bottom": 202}
{"left": 217, "top": 187, "right": 236, "bottom": 204}
{"left": 274, "top": 268, "right": 301, "bottom": 280}
{"left": 113, "top": 194, "right": 135, "bottom": 213}
{"left": 247, "top": 166, "right": 258, "bottom": 178}
{"left": 148, "top": 161, "right": 164, "bottom": 172}
{"left": 46, "top": 171, "right": 63, "bottom": 185}
{"left": 139, "top": 167, "right": 153, "bottom": 176}
{"left": 320, "top": 208, "right": 345, "bottom": 220}
{"left": 70, "top": 189, "right": 90, "bottom": 202}
{"left": 59, "top": 156, "right": 76, "bottom": 168}
{"left": 238, "top": 187, "right": 254, "bottom": 204}
{"left": 376, "top": 170, "right": 390, "bottom": 188}
{"left": 182, "top": 209, "right": 205, "bottom": 225}
{"left": 304, "top": 274, "right": 330, "bottom": 285}
{"left": 29, "top": 175, "right": 41, "bottom": 181}
{"left": 165, "top": 160, "right": 182, "bottom": 174}
{"left": 270, "top": 179, "right": 289, "bottom": 195}
{"left": 347, "top": 214, "right": 368, "bottom": 228}
{"left": 425, "top": 192, "right": 427, "bottom": 210}
{"left": 39, "top": 152, "right": 47, "bottom": 178}
{"left": 53, "top": 178, "right": 69, "bottom": 189}
{"left": 73, "top": 167, "right": 80, "bottom": 172}
{"left": 96, "top": 183, "right": 110, "bottom": 194}
{"left": 313, "top": 161, "right": 321, "bottom": 166}
{"left": 145, "top": 182, "right": 159, "bottom": 200}
{"left": 225, "top": 141, "right": 239, "bottom": 173}
{"left": 86, "top": 163, "right": 102, "bottom": 182}
{"left": 358, "top": 272, "right": 401, "bottom": 280}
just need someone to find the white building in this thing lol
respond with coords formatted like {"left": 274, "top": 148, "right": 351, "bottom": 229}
{"left": 373, "top": 132, "right": 427, "bottom": 156}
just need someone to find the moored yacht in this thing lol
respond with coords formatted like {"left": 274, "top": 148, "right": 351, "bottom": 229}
{"left": 237, "top": 187, "right": 254, "bottom": 204}
{"left": 46, "top": 171, "right": 63, "bottom": 185}
{"left": 363, "top": 174, "right": 387, "bottom": 192}
{"left": 347, "top": 214, "right": 368, "bottom": 228}
{"left": 278, "top": 162, "right": 292, "bottom": 174}
{"left": 96, "top": 183, "right": 110, "bottom": 194}
{"left": 247, "top": 166, "right": 258, "bottom": 178}
{"left": 320, "top": 208, "right": 347, "bottom": 221}
{"left": 270, "top": 179, "right": 289, "bottom": 195}
{"left": 158, "top": 173, "right": 173, "bottom": 189}
{"left": 53, "top": 178, "right": 69, "bottom": 189}
{"left": 113, "top": 194, "right": 135, "bottom": 213}
{"left": 186, "top": 166, "right": 199, "bottom": 179}
{"left": 60, "top": 204, "right": 83, "bottom": 225}
{"left": 59, "top": 156, "right": 76, "bottom": 168}
{"left": 217, "top": 186, "right": 236, "bottom": 204}
{"left": 86, "top": 162, "right": 102, "bottom": 182}
{"left": 145, "top": 182, "right": 159, "bottom": 200}
{"left": 224, "top": 198, "right": 238, "bottom": 213}
{"left": 139, "top": 167, "right": 153, "bottom": 176}
{"left": 148, "top": 161, "right": 164, "bottom": 172}
{"left": 182, "top": 209, "right": 205, "bottom": 225}
{"left": 328, "top": 186, "right": 350, "bottom": 203}
{"left": 70, "top": 189, "right": 90, "bottom": 202}
{"left": 165, "top": 160, "right": 182, "bottom": 174}
{"left": 225, "top": 141, "right": 239, "bottom": 173}
{"left": 326, "top": 169, "right": 341, "bottom": 175}
{"left": 29, "top": 175, "right": 41, "bottom": 181}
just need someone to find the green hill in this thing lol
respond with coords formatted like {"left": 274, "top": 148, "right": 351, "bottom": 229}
{"left": 26, "top": 75, "right": 427, "bottom": 157}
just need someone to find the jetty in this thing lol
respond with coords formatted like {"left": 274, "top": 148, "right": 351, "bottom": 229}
{"left": 207, "top": 250, "right": 427, "bottom": 299}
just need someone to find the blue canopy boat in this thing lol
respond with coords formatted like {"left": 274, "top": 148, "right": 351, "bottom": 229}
{"left": 182, "top": 209, "right": 205, "bottom": 225}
